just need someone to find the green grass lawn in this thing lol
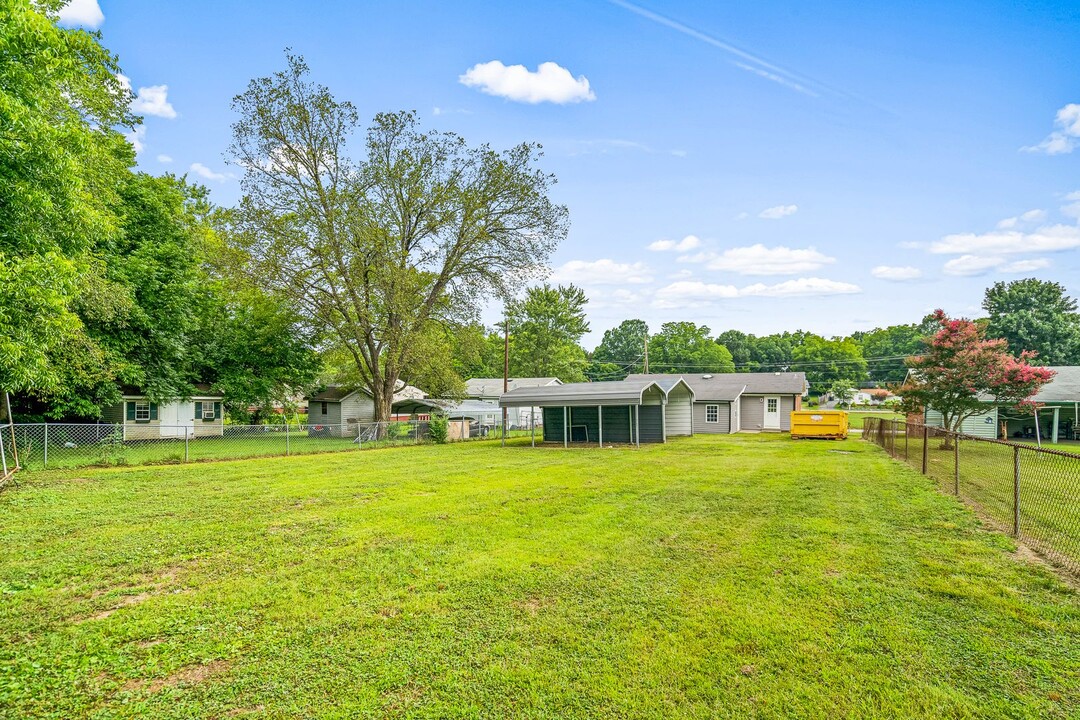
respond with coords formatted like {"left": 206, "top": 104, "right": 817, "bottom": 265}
{"left": 1, "top": 435, "right": 1077, "bottom": 719}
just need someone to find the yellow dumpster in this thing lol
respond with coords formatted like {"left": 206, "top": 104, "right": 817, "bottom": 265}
{"left": 790, "top": 410, "right": 848, "bottom": 440}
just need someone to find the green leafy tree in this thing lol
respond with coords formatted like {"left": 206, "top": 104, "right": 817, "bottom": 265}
{"left": 226, "top": 54, "right": 567, "bottom": 422}
{"left": 592, "top": 319, "right": 649, "bottom": 378}
{"left": 1, "top": 0, "right": 135, "bottom": 395}
{"left": 852, "top": 320, "right": 934, "bottom": 383}
{"left": 448, "top": 324, "right": 504, "bottom": 381}
{"left": 983, "top": 279, "right": 1080, "bottom": 364}
{"left": 649, "top": 322, "right": 735, "bottom": 374}
{"left": 507, "top": 284, "right": 589, "bottom": 381}
{"left": 899, "top": 310, "right": 1054, "bottom": 446}
{"left": 715, "top": 330, "right": 757, "bottom": 371}
{"left": 193, "top": 287, "right": 322, "bottom": 422}
{"left": 791, "top": 335, "right": 867, "bottom": 393}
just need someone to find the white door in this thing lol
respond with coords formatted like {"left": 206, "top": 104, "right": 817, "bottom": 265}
{"left": 159, "top": 402, "right": 194, "bottom": 438}
{"left": 764, "top": 396, "right": 781, "bottom": 430}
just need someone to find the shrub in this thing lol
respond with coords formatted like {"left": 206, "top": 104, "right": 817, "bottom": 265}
{"left": 428, "top": 414, "right": 449, "bottom": 444}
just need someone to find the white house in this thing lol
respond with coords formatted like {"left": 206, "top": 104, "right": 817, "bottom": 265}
{"left": 101, "top": 384, "right": 224, "bottom": 440}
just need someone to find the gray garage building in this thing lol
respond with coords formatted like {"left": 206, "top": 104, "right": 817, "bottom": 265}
{"left": 498, "top": 378, "right": 695, "bottom": 447}
{"left": 625, "top": 372, "right": 808, "bottom": 434}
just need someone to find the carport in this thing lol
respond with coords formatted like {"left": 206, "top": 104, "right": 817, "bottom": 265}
{"left": 498, "top": 379, "right": 695, "bottom": 448}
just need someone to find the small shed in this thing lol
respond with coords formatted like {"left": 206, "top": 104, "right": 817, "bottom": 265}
{"left": 101, "top": 384, "right": 224, "bottom": 440}
{"left": 307, "top": 383, "right": 427, "bottom": 437}
{"left": 499, "top": 379, "right": 695, "bottom": 447}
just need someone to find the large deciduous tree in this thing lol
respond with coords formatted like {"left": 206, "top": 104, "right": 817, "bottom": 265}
{"left": 507, "top": 284, "right": 589, "bottom": 381}
{"left": 649, "top": 322, "right": 734, "bottom": 374}
{"left": 1, "top": 0, "right": 135, "bottom": 395}
{"left": 791, "top": 335, "right": 867, "bottom": 394}
{"left": 227, "top": 54, "right": 568, "bottom": 422}
{"left": 592, "top": 319, "right": 649, "bottom": 377}
{"left": 899, "top": 310, "right": 1054, "bottom": 441}
{"left": 983, "top": 278, "right": 1080, "bottom": 365}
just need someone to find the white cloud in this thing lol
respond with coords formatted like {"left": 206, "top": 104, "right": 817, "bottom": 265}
{"left": 996, "top": 209, "right": 1046, "bottom": 229}
{"left": 130, "top": 85, "right": 177, "bottom": 119}
{"left": 126, "top": 126, "right": 145, "bottom": 154}
{"left": 682, "top": 244, "right": 834, "bottom": 275}
{"left": 550, "top": 259, "right": 653, "bottom": 285}
{"left": 459, "top": 61, "right": 595, "bottom": 104}
{"left": 871, "top": 265, "right": 923, "bottom": 281}
{"left": 156, "top": 154, "right": 173, "bottom": 164}
{"left": 57, "top": 0, "right": 103, "bottom": 27}
{"left": 758, "top": 204, "right": 798, "bottom": 219}
{"left": 654, "top": 277, "right": 860, "bottom": 308}
{"left": 1022, "top": 103, "right": 1080, "bottom": 155}
{"left": 1004, "top": 258, "right": 1050, "bottom": 272}
{"left": 931, "top": 225, "right": 1080, "bottom": 254}
{"left": 942, "top": 255, "right": 1051, "bottom": 277}
{"left": 648, "top": 235, "right": 700, "bottom": 252}
{"left": 1062, "top": 191, "right": 1080, "bottom": 220}
{"left": 740, "top": 278, "right": 861, "bottom": 297}
{"left": 188, "top": 162, "right": 230, "bottom": 182}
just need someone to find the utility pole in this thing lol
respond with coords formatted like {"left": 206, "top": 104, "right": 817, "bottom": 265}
{"left": 502, "top": 312, "right": 509, "bottom": 442}
{"left": 643, "top": 333, "right": 649, "bottom": 374}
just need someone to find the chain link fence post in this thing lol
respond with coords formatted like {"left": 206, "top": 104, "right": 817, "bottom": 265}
{"left": 953, "top": 432, "right": 959, "bottom": 495}
{"left": 1013, "top": 445, "right": 1021, "bottom": 537}
{"left": 921, "top": 424, "right": 929, "bottom": 474}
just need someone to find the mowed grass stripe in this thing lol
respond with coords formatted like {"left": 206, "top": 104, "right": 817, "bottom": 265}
{"left": 0, "top": 435, "right": 1076, "bottom": 719}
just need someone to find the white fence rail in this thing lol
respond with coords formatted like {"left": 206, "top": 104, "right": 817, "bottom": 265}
{"left": 1, "top": 419, "right": 514, "bottom": 472}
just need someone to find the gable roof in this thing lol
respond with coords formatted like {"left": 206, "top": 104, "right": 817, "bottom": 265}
{"left": 910, "top": 366, "right": 1080, "bottom": 404}
{"left": 1031, "top": 366, "right": 1080, "bottom": 403}
{"left": 624, "top": 372, "right": 807, "bottom": 401}
{"left": 500, "top": 379, "right": 662, "bottom": 407}
{"left": 119, "top": 383, "right": 223, "bottom": 399}
{"left": 308, "top": 382, "right": 425, "bottom": 403}
{"left": 465, "top": 377, "right": 562, "bottom": 396}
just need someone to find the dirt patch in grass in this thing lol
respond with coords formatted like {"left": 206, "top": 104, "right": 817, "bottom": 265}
{"left": 83, "top": 592, "right": 152, "bottom": 621}
{"left": 513, "top": 596, "right": 552, "bottom": 615}
{"left": 122, "top": 659, "right": 230, "bottom": 694}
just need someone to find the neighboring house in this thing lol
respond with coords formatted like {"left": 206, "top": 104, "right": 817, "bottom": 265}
{"left": 101, "top": 384, "right": 224, "bottom": 440}
{"left": 307, "top": 383, "right": 427, "bottom": 437}
{"left": 465, "top": 377, "right": 562, "bottom": 428}
{"left": 499, "top": 378, "right": 695, "bottom": 446}
{"left": 625, "top": 372, "right": 809, "bottom": 434}
{"left": 852, "top": 389, "right": 894, "bottom": 406}
{"left": 922, "top": 366, "right": 1080, "bottom": 443}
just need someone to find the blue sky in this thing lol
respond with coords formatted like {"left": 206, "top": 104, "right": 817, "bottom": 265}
{"left": 62, "top": 0, "right": 1080, "bottom": 345}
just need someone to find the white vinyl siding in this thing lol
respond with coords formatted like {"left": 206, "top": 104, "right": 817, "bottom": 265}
{"left": 664, "top": 384, "right": 693, "bottom": 436}
{"left": 925, "top": 407, "right": 998, "bottom": 439}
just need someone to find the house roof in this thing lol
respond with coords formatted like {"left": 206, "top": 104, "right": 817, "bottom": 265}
{"left": 500, "top": 379, "right": 684, "bottom": 407}
{"left": 1033, "top": 366, "right": 1080, "bottom": 403}
{"left": 309, "top": 382, "right": 425, "bottom": 403}
{"left": 911, "top": 366, "right": 1080, "bottom": 404}
{"left": 427, "top": 399, "right": 502, "bottom": 419}
{"left": 465, "top": 377, "right": 561, "bottom": 396}
{"left": 625, "top": 372, "right": 808, "bottom": 401}
{"left": 119, "top": 383, "right": 223, "bottom": 398}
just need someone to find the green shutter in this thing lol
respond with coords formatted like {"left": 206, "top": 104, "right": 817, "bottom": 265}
{"left": 126, "top": 402, "right": 136, "bottom": 421}
{"left": 149, "top": 403, "right": 158, "bottom": 420}
{"left": 214, "top": 401, "right": 222, "bottom": 420}
{"left": 195, "top": 401, "right": 203, "bottom": 421}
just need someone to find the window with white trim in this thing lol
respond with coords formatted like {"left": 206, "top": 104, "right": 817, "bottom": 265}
{"left": 767, "top": 398, "right": 778, "bottom": 413}
{"left": 705, "top": 404, "right": 719, "bottom": 423}
{"left": 202, "top": 402, "right": 216, "bottom": 420}
{"left": 135, "top": 401, "right": 151, "bottom": 421}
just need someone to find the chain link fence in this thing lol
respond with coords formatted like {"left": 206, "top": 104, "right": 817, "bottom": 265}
{"left": 0, "top": 418, "right": 522, "bottom": 474}
{"left": 864, "top": 417, "right": 1080, "bottom": 576}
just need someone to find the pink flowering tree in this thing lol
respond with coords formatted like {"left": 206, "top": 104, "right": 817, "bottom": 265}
{"left": 898, "top": 310, "right": 1055, "bottom": 445}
